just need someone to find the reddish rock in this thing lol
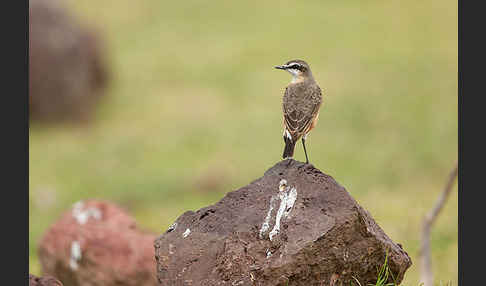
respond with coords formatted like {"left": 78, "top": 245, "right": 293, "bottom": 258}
{"left": 154, "top": 159, "right": 412, "bottom": 285}
{"left": 29, "top": 274, "right": 63, "bottom": 286}
{"left": 38, "top": 200, "right": 158, "bottom": 286}
{"left": 29, "top": 0, "right": 109, "bottom": 123}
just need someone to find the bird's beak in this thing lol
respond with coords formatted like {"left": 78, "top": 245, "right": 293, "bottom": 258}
{"left": 274, "top": 65, "right": 287, "bottom": 70}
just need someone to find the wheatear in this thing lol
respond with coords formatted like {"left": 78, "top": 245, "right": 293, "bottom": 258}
{"left": 275, "top": 59, "right": 323, "bottom": 164}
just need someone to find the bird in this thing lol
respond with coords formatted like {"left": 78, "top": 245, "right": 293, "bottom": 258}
{"left": 275, "top": 59, "right": 323, "bottom": 164}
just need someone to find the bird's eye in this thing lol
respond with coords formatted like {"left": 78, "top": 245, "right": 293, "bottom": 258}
{"left": 291, "top": 64, "right": 300, "bottom": 70}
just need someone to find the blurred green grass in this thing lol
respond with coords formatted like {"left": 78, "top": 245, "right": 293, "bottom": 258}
{"left": 29, "top": 0, "right": 457, "bottom": 284}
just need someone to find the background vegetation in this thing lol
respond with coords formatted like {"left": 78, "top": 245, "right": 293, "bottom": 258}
{"left": 29, "top": 0, "right": 457, "bottom": 284}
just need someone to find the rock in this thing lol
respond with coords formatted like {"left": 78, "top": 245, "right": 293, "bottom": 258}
{"left": 154, "top": 159, "right": 412, "bottom": 285}
{"left": 29, "top": 274, "right": 63, "bottom": 286}
{"left": 38, "top": 200, "right": 158, "bottom": 286}
{"left": 29, "top": 0, "right": 109, "bottom": 123}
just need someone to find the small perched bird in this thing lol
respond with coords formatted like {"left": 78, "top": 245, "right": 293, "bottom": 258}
{"left": 275, "top": 59, "right": 323, "bottom": 164}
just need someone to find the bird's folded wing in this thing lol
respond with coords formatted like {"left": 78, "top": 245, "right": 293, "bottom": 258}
{"left": 283, "top": 97, "right": 321, "bottom": 139}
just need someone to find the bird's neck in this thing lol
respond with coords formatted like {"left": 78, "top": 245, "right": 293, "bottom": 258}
{"left": 290, "top": 74, "right": 314, "bottom": 85}
{"left": 290, "top": 75, "right": 305, "bottom": 84}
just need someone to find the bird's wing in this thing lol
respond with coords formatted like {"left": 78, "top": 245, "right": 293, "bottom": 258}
{"left": 283, "top": 85, "right": 322, "bottom": 140}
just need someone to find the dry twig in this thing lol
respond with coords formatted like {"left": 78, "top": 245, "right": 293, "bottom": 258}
{"left": 419, "top": 162, "right": 458, "bottom": 286}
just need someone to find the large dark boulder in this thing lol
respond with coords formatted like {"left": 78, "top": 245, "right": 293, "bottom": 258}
{"left": 154, "top": 159, "right": 412, "bottom": 285}
{"left": 29, "top": 0, "right": 109, "bottom": 123}
{"left": 38, "top": 200, "right": 158, "bottom": 286}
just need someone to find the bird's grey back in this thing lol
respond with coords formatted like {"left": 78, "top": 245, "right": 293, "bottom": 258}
{"left": 283, "top": 82, "right": 322, "bottom": 116}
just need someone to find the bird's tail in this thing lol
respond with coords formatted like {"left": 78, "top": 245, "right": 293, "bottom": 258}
{"left": 282, "top": 136, "right": 296, "bottom": 159}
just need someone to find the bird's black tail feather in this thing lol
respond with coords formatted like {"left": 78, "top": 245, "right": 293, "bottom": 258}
{"left": 282, "top": 136, "right": 296, "bottom": 159}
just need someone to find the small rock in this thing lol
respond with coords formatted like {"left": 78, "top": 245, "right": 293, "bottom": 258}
{"left": 38, "top": 200, "right": 158, "bottom": 286}
{"left": 29, "top": 274, "right": 63, "bottom": 286}
{"left": 29, "top": 0, "right": 109, "bottom": 123}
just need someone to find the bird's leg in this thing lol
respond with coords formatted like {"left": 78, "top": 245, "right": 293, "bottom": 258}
{"left": 302, "top": 137, "right": 309, "bottom": 164}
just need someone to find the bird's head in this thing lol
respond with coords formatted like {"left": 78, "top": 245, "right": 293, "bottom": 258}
{"left": 275, "top": 59, "right": 313, "bottom": 83}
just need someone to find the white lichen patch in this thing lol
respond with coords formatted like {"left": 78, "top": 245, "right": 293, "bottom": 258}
{"left": 259, "top": 196, "right": 276, "bottom": 239}
{"left": 69, "top": 240, "right": 82, "bottom": 270}
{"left": 269, "top": 185, "right": 297, "bottom": 241}
{"left": 279, "top": 179, "right": 287, "bottom": 192}
{"left": 72, "top": 201, "right": 102, "bottom": 225}
{"left": 268, "top": 195, "right": 285, "bottom": 240}
{"left": 260, "top": 179, "right": 298, "bottom": 241}
{"left": 266, "top": 249, "right": 272, "bottom": 258}
{"left": 182, "top": 228, "right": 191, "bottom": 238}
{"left": 167, "top": 222, "right": 178, "bottom": 232}
{"left": 283, "top": 187, "right": 297, "bottom": 217}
